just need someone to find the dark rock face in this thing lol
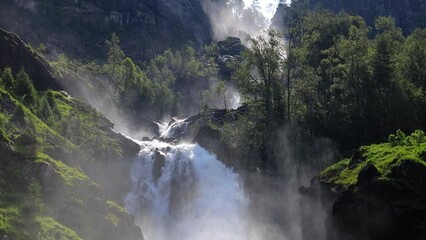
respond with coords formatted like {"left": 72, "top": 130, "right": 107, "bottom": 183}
{"left": 348, "top": 149, "right": 366, "bottom": 169}
{"left": 312, "top": 161, "right": 426, "bottom": 240}
{"left": 0, "top": 0, "right": 212, "bottom": 61}
{"left": 0, "top": 28, "right": 61, "bottom": 90}
{"left": 273, "top": 0, "right": 426, "bottom": 35}
{"left": 216, "top": 37, "right": 246, "bottom": 79}
{"left": 152, "top": 149, "right": 166, "bottom": 183}
{"left": 356, "top": 163, "right": 379, "bottom": 184}
{"left": 217, "top": 37, "right": 246, "bottom": 56}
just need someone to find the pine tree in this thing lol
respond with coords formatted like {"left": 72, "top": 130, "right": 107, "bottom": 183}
{"left": 105, "top": 33, "right": 125, "bottom": 80}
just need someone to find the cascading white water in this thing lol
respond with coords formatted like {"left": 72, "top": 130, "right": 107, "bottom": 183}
{"left": 125, "top": 125, "right": 250, "bottom": 240}
{"left": 155, "top": 118, "right": 189, "bottom": 139}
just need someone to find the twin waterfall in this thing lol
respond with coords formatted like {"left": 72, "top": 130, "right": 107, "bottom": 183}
{"left": 125, "top": 120, "right": 252, "bottom": 240}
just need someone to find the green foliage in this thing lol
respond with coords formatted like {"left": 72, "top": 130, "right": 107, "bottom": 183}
{"left": 36, "top": 43, "right": 47, "bottom": 54}
{"left": 36, "top": 216, "right": 82, "bottom": 240}
{"left": 1, "top": 68, "right": 15, "bottom": 90}
{"left": 388, "top": 129, "right": 426, "bottom": 147}
{"left": 401, "top": 29, "right": 426, "bottom": 90}
{"left": 234, "top": 29, "right": 285, "bottom": 125}
{"left": 15, "top": 69, "right": 37, "bottom": 107}
{"left": 105, "top": 213, "right": 120, "bottom": 228}
{"left": 0, "top": 62, "right": 139, "bottom": 239}
{"left": 50, "top": 33, "right": 217, "bottom": 118}
{"left": 0, "top": 207, "right": 20, "bottom": 234}
{"left": 214, "top": 80, "right": 228, "bottom": 109}
{"left": 220, "top": 111, "right": 266, "bottom": 155}
{"left": 234, "top": 11, "right": 426, "bottom": 150}
{"left": 106, "top": 200, "right": 128, "bottom": 215}
{"left": 321, "top": 130, "right": 426, "bottom": 187}
{"left": 35, "top": 153, "right": 89, "bottom": 186}
{"left": 105, "top": 33, "right": 125, "bottom": 80}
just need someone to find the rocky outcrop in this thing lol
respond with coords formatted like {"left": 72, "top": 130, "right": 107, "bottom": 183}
{"left": 0, "top": 28, "right": 61, "bottom": 90}
{"left": 302, "top": 161, "right": 426, "bottom": 240}
{"left": 216, "top": 37, "right": 246, "bottom": 79}
{"left": 157, "top": 107, "right": 249, "bottom": 169}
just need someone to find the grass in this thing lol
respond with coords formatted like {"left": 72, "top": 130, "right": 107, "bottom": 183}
{"left": 0, "top": 206, "right": 20, "bottom": 234}
{"left": 36, "top": 216, "right": 82, "bottom": 240}
{"left": 320, "top": 130, "right": 426, "bottom": 187}
{"left": 0, "top": 70, "right": 135, "bottom": 239}
{"left": 35, "top": 153, "right": 89, "bottom": 186}
{"left": 105, "top": 213, "right": 120, "bottom": 228}
{"left": 106, "top": 200, "right": 128, "bottom": 215}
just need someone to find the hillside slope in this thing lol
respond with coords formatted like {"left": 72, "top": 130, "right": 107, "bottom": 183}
{"left": 0, "top": 27, "right": 142, "bottom": 240}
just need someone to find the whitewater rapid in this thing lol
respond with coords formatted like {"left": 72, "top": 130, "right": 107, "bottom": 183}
{"left": 124, "top": 123, "right": 250, "bottom": 240}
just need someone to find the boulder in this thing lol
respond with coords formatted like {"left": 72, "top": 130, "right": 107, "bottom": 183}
{"left": 357, "top": 163, "right": 379, "bottom": 185}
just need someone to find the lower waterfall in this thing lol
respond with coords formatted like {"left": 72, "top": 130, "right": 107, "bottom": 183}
{"left": 124, "top": 139, "right": 250, "bottom": 240}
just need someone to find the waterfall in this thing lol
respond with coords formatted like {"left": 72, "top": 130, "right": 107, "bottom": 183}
{"left": 125, "top": 124, "right": 250, "bottom": 240}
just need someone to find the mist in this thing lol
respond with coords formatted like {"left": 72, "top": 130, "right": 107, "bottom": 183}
{"left": 121, "top": 119, "right": 337, "bottom": 240}
{"left": 201, "top": 0, "right": 272, "bottom": 42}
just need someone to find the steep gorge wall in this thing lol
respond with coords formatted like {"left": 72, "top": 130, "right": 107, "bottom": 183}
{"left": 0, "top": 0, "right": 212, "bottom": 61}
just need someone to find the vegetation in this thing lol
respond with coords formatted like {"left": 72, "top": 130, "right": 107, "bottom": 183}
{"left": 0, "top": 68, "right": 138, "bottom": 239}
{"left": 51, "top": 34, "right": 218, "bottom": 118}
{"left": 227, "top": 11, "right": 426, "bottom": 168}
{"left": 0, "top": 1, "right": 425, "bottom": 238}
{"left": 320, "top": 130, "right": 426, "bottom": 187}
{"left": 36, "top": 216, "right": 82, "bottom": 240}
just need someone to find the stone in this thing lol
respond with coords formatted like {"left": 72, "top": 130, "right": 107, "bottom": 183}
{"left": 357, "top": 163, "right": 379, "bottom": 185}
{"left": 142, "top": 137, "right": 150, "bottom": 141}
{"left": 152, "top": 149, "right": 166, "bottom": 183}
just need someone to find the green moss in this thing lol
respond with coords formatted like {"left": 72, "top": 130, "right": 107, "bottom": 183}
{"left": 320, "top": 130, "right": 426, "bottom": 187}
{"left": 105, "top": 213, "right": 120, "bottom": 228}
{"left": 0, "top": 68, "right": 135, "bottom": 239}
{"left": 35, "top": 216, "right": 82, "bottom": 240}
{"left": 0, "top": 206, "right": 20, "bottom": 234}
{"left": 35, "top": 153, "right": 89, "bottom": 186}
{"left": 0, "top": 128, "right": 11, "bottom": 144}
{"left": 106, "top": 200, "right": 128, "bottom": 215}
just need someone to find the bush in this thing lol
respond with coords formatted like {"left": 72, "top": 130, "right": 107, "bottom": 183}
{"left": 388, "top": 129, "right": 425, "bottom": 146}
{"left": 0, "top": 68, "right": 15, "bottom": 90}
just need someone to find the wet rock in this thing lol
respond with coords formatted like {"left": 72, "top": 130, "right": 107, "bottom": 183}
{"left": 348, "top": 149, "right": 366, "bottom": 169}
{"left": 216, "top": 37, "right": 246, "bottom": 79}
{"left": 142, "top": 137, "right": 150, "bottom": 141}
{"left": 420, "top": 151, "right": 426, "bottom": 161}
{"left": 217, "top": 37, "right": 246, "bottom": 56}
{"left": 0, "top": 142, "right": 15, "bottom": 157}
{"left": 152, "top": 149, "right": 166, "bottom": 183}
{"left": 357, "top": 163, "right": 379, "bottom": 185}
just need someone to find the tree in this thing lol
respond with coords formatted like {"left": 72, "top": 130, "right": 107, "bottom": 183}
{"left": 15, "top": 69, "right": 37, "bottom": 106}
{"left": 1, "top": 68, "right": 15, "bottom": 90}
{"left": 215, "top": 80, "right": 228, "bottom": 110}
{"left": 105, "top": 33, "right": 125, "bottom": 80}
{"left": 401, "top": 29, "right": 426, "bottom": 90}
{"left": 234, "top": 29, "right": 285, "bottom": 125}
